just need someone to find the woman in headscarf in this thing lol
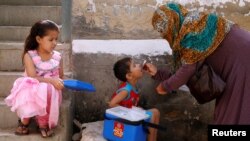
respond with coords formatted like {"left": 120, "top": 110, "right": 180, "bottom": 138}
{"left": 146, "top": 2, "right": 250, "bottom": 124}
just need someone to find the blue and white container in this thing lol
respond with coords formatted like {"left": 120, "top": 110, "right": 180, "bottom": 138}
{"left": 103, "top": 106, "right": 150, "bottom": 141}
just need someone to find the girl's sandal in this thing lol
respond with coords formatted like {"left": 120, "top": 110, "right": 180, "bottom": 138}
{"left": 15, "top": 120, "right": 29, "bottom": 135}
{"left": 39, "top": 128, "right": 54, "bottom": 138}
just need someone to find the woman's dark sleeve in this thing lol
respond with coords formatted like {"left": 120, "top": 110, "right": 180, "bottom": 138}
{"left": 152, "top": 68, "right": 172, "bottom": 81}
{"left": 161, "top": 64, "right": 196, "bottom": 93}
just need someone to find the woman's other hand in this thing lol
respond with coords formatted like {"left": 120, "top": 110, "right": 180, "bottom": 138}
{"left": 156, "top": 83, "right": 167, "bottom": 95}
{"left": 144, "top": 63, "right": 157, "bottom": 76}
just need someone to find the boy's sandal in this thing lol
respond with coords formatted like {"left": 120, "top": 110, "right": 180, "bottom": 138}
{"left": 39, "top": 128, "right": 54, "bottom": 138}
{"left": 15, "top": 120, "right": 29, "bottom": 135}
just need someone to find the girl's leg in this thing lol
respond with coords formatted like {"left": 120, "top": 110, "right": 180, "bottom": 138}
{"left": 36, "top": 86, "right": 54, "bottom": 137}
{"left": 22, "top": 118, "right": 30, "bottom": 125}
{"left": 147, "top": 108, "right": 160, "bottom": 141}
{"left": 15, "top": 118, "right": 30, "bottom": 135}
{"left": 36, "top": 115, "right": 54, "bottom": 138}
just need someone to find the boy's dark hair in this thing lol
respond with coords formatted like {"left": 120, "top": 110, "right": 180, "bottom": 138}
{"left": 113, "top": 57, "right": 132, "bottom": 82}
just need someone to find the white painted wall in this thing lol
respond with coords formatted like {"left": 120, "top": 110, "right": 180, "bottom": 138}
{"left": 72, "top": 39, "right": 172, "bottom": 56}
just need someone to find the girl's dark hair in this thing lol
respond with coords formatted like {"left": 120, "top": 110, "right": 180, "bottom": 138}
{"left": 113, "top": 57, "right": 132, "bottom": 82}
{"left": 22, "top": 20, "right": 59, "bottom": 63}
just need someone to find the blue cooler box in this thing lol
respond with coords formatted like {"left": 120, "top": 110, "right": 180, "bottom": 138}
{"left": 103, "top": 106, "right": 150, "bottom": 141}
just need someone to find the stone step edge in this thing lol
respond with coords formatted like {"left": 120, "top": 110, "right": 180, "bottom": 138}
{"left": 0, "top": 127, "right": 63, "bottom": 138}
{"left": 0, "top": 26, "right": 63, "bottom": 31}
{"left": 0, "top": 42, "right": 70, "bottom": 50}
{"left": 0, "top": 5, "right": 61, "bottom": 8}
{"left": 0, "top": 71, "right": 72, "bottom": 76}
{"left": 0, "top": 97, "right": 6, "bottom": 105}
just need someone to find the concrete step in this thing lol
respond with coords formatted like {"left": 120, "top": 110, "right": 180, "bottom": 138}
{"left": 0, "top": 128, "right": 63, "bottom": 141}
{"left": 0, "top": 0, "right": 61, "bottom": 6}
{"left": 0, "top": 100, "right": 72, "bottom": 141}
{"left": 0, "top": 5, "right": 61, "bottom": 26}
{"left": 0, "top": 42, "right": 71, "bottom": 71}
{"left": 0, "top": 26, "right": 30, "bottom": 41}
{"left": 0, "top": 72, "right": 73, "bottom": 98}
{"left": 0, "top": 26, "right": 64, "bottom": 42}
{"left": 0, "top": 100, "right": 73, "bottom": 141}
{"left": 0, "top": 98, "right": 18, "bottom": 129}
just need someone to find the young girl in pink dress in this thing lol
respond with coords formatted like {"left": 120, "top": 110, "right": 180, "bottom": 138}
{"left": 5, "top": 20, "right": 64, "bottom": 138}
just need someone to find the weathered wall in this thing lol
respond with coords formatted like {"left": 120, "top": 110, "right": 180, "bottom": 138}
{"left": 72, "top": 0, "right": 250, "bottom": 39}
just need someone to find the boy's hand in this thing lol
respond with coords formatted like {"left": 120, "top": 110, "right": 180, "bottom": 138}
{"left": 156, "top": 83, "right": 167, "bottom": 95}
{"left": 144, "top": 63, "right": 157, "bottom": 76}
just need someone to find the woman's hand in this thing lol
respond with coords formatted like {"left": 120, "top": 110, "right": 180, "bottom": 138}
{"left": 144, "top": 63, "right": 157, "bottom": 76}
{"left": 50, "top": 78, "right": 64, "bottom": 90}
{"left": 156, "top": 83, "right": 167, "bottom": 95}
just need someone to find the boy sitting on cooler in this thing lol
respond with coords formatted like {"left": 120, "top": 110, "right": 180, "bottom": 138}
{"left": 109, "top": 57, "right": 160, "bottom": 141}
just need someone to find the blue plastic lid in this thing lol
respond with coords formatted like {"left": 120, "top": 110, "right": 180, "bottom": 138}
{"left": 63, "top": 79, "right": 96, "bottom": 92}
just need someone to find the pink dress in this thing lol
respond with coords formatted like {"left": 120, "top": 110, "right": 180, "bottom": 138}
{"left": 5, "top": 50, "right": 62, "bottom": 128}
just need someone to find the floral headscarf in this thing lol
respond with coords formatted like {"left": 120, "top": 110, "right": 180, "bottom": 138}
{"left": 152, "top": 2, "right": 234, "bottom": 66}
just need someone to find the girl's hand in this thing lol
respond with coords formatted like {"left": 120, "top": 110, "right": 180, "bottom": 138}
{"left": 50, "top": 78, "right": 64, "bottom": 90}
{"left": 156, "top": 83, "right": 167, "bottom": 95}
{"left": 144, "top": 63, "right": 157, "bottom": 76}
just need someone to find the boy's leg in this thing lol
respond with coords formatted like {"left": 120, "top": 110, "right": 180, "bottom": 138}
{"left": 146, "top": 108, "right": 160, "bottom": 141}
